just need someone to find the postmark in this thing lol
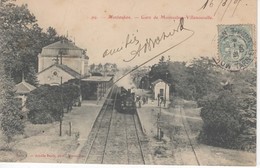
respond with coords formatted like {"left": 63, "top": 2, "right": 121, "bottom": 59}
{"left": 215, "top": 25, "right": 255, "bottom": 71}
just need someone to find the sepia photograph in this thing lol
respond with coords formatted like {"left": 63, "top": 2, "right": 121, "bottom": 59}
{"left": 0, "top": 0, "right": 257, "bottom": 167}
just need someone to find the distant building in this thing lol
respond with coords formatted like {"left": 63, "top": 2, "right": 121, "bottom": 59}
{"left": 15, "top": 80, "right": 36, "bottom": 111}
{"left": 151, "top": 79, "right": 170, "bottom": 101}
{"left": 37, "top": 39, "right": 89, "bottom": 85}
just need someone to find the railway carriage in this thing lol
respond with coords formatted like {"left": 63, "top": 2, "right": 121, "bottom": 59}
{"left": 116, "top": 87, "right": 136, "bottom": 114}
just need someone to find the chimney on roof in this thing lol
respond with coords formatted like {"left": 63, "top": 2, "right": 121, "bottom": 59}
{"left": 22, "top": 71, "right": 25, "bottom": 82}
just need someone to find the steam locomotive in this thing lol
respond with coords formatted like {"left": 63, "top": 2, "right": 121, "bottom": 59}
{"left": 116, "top": 87, "right": 136, "bottom": 114}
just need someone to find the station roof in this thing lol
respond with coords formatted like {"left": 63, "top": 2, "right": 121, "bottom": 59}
{"left": 151, "top": 79, "right": 170, "bottom": 85}
{"left": 82, "top": 76, "right": 112, "bottom": 82}
{"left": 43, "top": 40, "right": 81, "bottom": 50}
{"left": 37, "top": 64, "right": 81, "bottom": 79}
{"left": 15, "top": 81, "right": 36, "bottom": 94}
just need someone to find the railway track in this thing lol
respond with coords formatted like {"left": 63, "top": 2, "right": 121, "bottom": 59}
{"left": 179, "top": 106, "right": 200, "bottom": 165}
{"left": 78, "top": 85, "right": 146, "bottom": 164}
{"left": 124, "top": 113, "right": 145, "bottom": 164}
{"left": 170, "top": 105, "right": 200, "bottom": 165}
{"left": 76, "top": 85, "right": 117, "bottom": 163}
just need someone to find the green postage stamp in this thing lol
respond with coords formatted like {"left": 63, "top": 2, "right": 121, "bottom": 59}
{"left": 217, "top": 25, "right": 255, "bottom": 71}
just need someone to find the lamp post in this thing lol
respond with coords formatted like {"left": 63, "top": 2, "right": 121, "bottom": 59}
{"left": 78, "top": 72, "right": 82, "bottom": 107}
{"left": 147, "top": 75, "right": 150, "bottom": 89}
{"left": 164, "top": 72, "right": 168, "bottom": 107}
{"left": 157, "top": 99, "right": 162, "bottom": 141}
{"left": 141, "top": 81, "right": 144, "bottom": 92}
{"left": 157, "top": 97, "right": 162, "bottom": 121}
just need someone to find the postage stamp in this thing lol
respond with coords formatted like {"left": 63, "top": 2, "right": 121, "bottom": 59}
{"left": 216, "top": 25, "right": 255, "bottom": 71}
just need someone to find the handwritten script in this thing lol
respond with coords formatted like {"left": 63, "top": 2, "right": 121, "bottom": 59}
{"left": 105, "top": 18, "right": 195, "bottom": 84}
{"left": 199, "top": 0, "right": 242, "bottom": 20}
{"left": 103, "top": 18, "right": 194, "bottom": 63}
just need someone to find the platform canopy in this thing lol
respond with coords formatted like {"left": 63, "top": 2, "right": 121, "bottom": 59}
{"left": 81, "top": 76, "right": 112, "bottom": 82}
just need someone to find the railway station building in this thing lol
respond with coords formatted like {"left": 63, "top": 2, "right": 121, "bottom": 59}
{"left": 151, "top": 79, "right": 170, "bottom": 101}
{"left": 37, "top": 39, "right": 113, "bottom": 101}
{"left": 37, "top": 39, "right": 89, "bottom": 85}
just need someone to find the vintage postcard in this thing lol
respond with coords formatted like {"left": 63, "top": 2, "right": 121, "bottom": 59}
{"left": 0, "top": 0, "right": 257, "bottom": 166}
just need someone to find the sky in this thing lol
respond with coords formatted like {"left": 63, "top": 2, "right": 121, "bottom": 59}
{"left": 16, "top": 0, "right": 256, "bottom": 68}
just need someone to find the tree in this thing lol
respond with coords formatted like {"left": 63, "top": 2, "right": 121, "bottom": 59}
{"left": 0, "top": 1, "right": 65, "bottom": 84}
{"left": 111, "top": 63, "right": 118, "bottom": 72}
{"left": 26, "top": 82, "right": 82, "bottom": 124}
{"left": 149, "top": 56, "right": 172, "bottom": 83}
{"left": 1, "top": 90, "right": 25, "bottom": 143}
{"left": 0, "top": 59, "right": 24, "bottom": 143}
{"left": 167, "top": 61, "right": 192, "bottom": 99}
{"left": 26, "top": 85, "right": 63, "bottom": 124}
{"left": 186, "top": 57, "right": 221, "bottom": 100}
{"left": 139, "top": 75, "right": 150, "bottom": 90}
{"left": 0, "top": 2, "right": 25, "bottom": 143}
{"left": 198, "top": 68, "right": 256, "bottom": 151}
{"left": 45, "top": 27, "right": 59, "bottom": 44}
{"left": 230, "top": 69, "right": 256, "bottom": 151}
{"left": 97, "top": 63, "right": 103, "bottom": 72}
{"left": 130, "top": 65, "right": 149, "bottom": 88}
{"left": 90, "top": 63, "right": 96, "bottom": 72}
{"left": 159, "top": 56, "right": 166, "bottom": 64}
{"left": 62, "top": 83, "right": 80, "bottom": 112}
{"left": 25, "top": 65, "right": 38, "bottom": 86}
{"left": 0, "top": 3, "right": 38, "bottom": 81}
{"left": 198, "top": 90, "right": 241, "bottom": 148}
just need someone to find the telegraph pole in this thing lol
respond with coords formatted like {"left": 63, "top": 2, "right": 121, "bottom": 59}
{"left": 59, "top": 49, "right": 64, "bottom": 65}
{"left": 78, "top": 71, "right": 82, "bottom": 107}
{"left": 157, "top": 100, "right": 162, "bottom": 141}
{"left": 59, "top": 77, "right": 63, "bottom": 136}
{"left": 164, "top": 72, "right": 168, "bottom": 107}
